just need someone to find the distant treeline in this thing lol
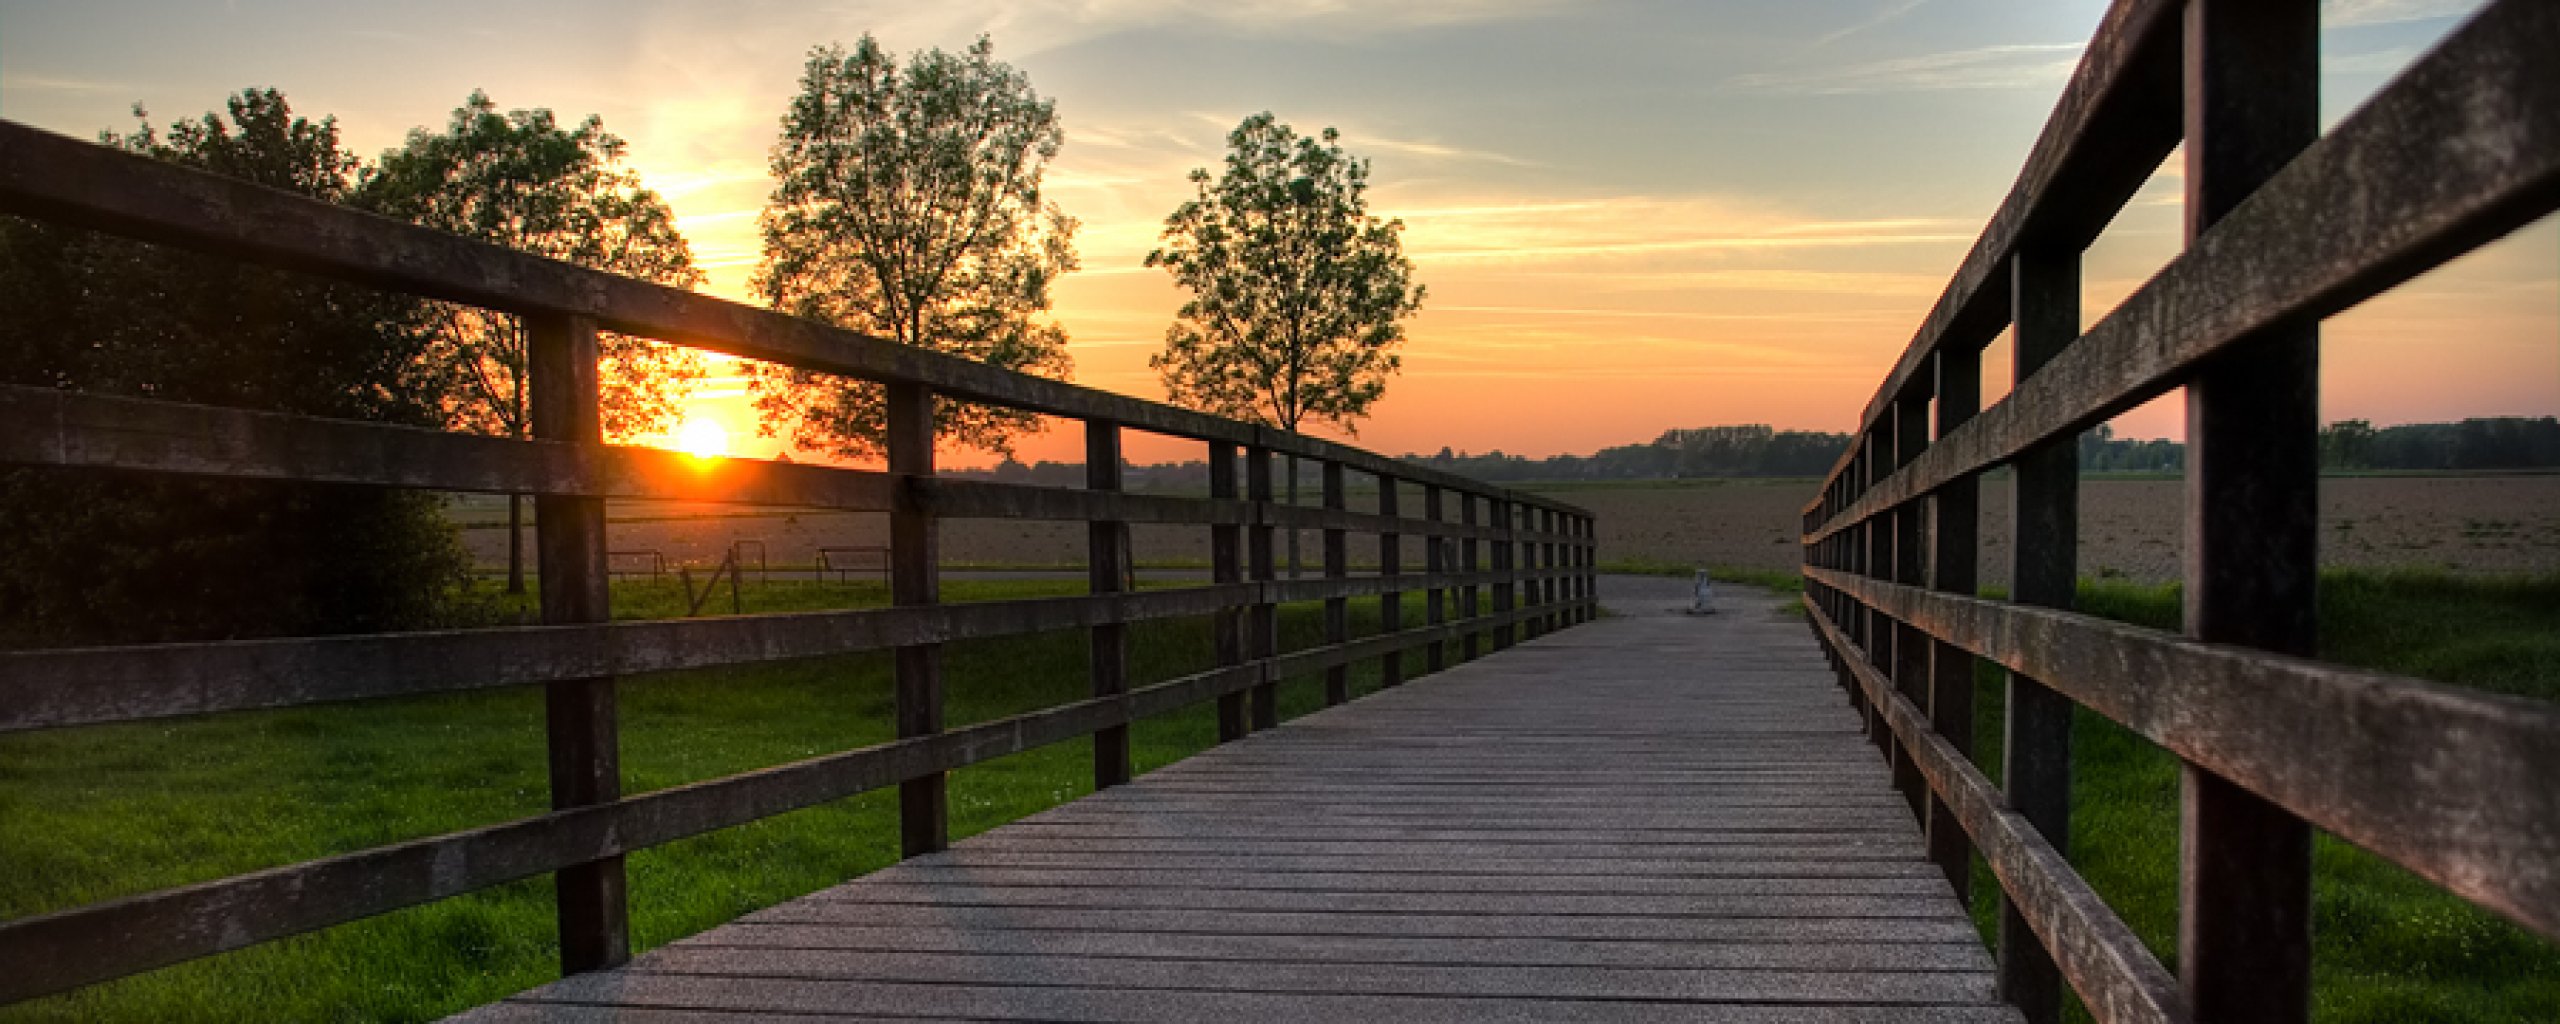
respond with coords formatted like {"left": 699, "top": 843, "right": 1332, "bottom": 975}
{"left": 2076, "top": 417, "right": 2560, "bottom": 475}
{"left": 950, "top": 417, "right": 2560, "bottom": 489}
{"left": 1402, "top": 426, "right": 1851, "bottom": 482}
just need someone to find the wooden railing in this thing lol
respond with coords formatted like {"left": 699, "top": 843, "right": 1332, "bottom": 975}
{"left": 1799, "top": 2, "right": 2559, "bottom": 1022}
{"left": 0, "top": 118, "right": 1596, "bottom": 1004}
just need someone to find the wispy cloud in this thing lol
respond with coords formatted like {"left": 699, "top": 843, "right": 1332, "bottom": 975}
{"left": 1726, "top": 41, "right": 2084, "bottom": 96}
{"left": 1362, "top": 134, "right": 1542, "bottom": 168}
{"left": 0, "top": 73, "right": 135, "bottom": 95}
{"left": 1394, "top": 195, "right": 1969, "bottom": 265}
{"left": 1809, "top": 0, "right": 1927, "bottom": 49}
{"left": 2322, "top": 0, "right": 2479, "bottom": 28}
{"left": 794, "top": 0, "right": 1565, "bottom": 58}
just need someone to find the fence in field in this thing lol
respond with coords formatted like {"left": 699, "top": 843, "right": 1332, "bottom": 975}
{"left": 0, "top": 116, "right": 1595, "bottom": 1003}
{"left": 1798, "top": 2, "right": 2560, "bottom": 1022}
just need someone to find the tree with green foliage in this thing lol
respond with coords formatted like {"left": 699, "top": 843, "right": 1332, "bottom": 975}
{"left": 1149, "top": 113, "right": 1424, "bottom": 572}
{"left": 364, "top": 91, "right": 706, "bottom": 591}
{"left": 0, "top": 89, "right": 473, "bottom": 646}
{"left": 749, "top": 35, "right": 1077, "bottom": 461}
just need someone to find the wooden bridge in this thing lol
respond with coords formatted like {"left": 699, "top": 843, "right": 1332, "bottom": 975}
{"left": 456, "top": 578, "right": 2015, "bottom": 1022}
{"left": 2, "top": 1, "right": 2557, "bottom": 1022}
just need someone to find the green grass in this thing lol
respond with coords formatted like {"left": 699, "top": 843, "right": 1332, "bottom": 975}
{"left": 0, "top": 577, "right": 1466, "bottom": 1023}
{"left": 1959, "top": 570, "right": 2560, "bottom": 1023}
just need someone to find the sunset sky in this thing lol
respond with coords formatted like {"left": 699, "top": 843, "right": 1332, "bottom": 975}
{"left": 3, "top": 0, "right": 2551, "bottom": 467}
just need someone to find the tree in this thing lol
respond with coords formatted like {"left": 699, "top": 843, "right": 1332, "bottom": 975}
{"left": 749, "top": 35, "right": 1077, "bottom": 461}
{"left": 1149, "top": 112, "right": 1424, "bottom": 572}
{"left": 0, "top": 89, "right": 472, "bottom": 646}
{"left": 364, "top": 91, "right": 707, "bottom": 591}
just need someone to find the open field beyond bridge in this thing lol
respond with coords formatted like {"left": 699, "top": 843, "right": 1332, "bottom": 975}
{"left": 454, "top": 473, "right": 2560, "bottom": 586}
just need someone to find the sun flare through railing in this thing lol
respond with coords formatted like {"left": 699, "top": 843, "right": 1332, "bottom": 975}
{"left": 0, "top": 116, "right": 1595, "bottom": 1003}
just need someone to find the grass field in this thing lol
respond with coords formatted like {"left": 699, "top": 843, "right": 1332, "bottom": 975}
{"left": 1959, "top": 570, "right": 2560, "bottom": 1024}
{"left": 0, "top": 578, "right": 1452, "bottom": 1023}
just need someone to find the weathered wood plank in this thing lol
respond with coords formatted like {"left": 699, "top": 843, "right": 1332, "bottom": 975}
{"left": 1809, "top": 599, "right": 2189, "bottom": 1024}
{"left": 445, "top": 591, "right": 1995, "bottom": 1023}
{"left": 1323, "top": 460, "right": 1350, "bottom": 705}
{"left": 2000, "top": 241, "right": 2078, "bottom": 1023}
{"left": 529, "top": 314, "right": 628, "bottom": 973}
{"left": 1085, "top": 419, "right": 1133, "bottom": 789}
{"left": 1808, "top": 567, "right": 2560, "bottom": 942}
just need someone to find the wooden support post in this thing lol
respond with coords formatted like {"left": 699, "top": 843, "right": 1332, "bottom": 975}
{"left": 1492, "top": 497, "right": 1514, "bottom": 650}
{"left": 1505, "top": 504, "right": 1525, "bottom": 640}
{"left": 1892, "top": 394, "right": 1931, "bottom": 820}
{"left": 2181, "top": 3, "right": 2319, "bottom": 1021}
{"left": 1378, "top": 475, "right": 1404, "bottom": 687}
{"left": 1566, "top": 517, "right": 1587, "bottom": 619}
{"left": 1086, "top": 419, "right": 1132, "bottom": 790}
{"left": 1928, "top": 345, "right": 1982, "bottom": 904}
{"left": 1323, "top": 460, "right": 1350, "bottom": 705}
{"left": 2001, "top": 244, "right": 2079, "bottom": 1024}
{"left": 1865, "top": 426, "right": 1893, "bottom": 757}
{"left": 1461, "top": 494, "right": 1482, "bottom": 660}
{"left": 1541, "top": 508, "right": 1559, "bottom": 633}
{"left": 1210, "top": 443, "right": 1247, "bottom": 742}
{"left": 1424, "top": 484, "right": 1446, "bottom": 673}
{"left": 887, "top": 380, "right": 947, "bottom": 858}
{"left": 1248, "top": 446, "right": 1279, "bottom": 729}
{"left": 529, "top": 313, "right": 626, "bottom": 974}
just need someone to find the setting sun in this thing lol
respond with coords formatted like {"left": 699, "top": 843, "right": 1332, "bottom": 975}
{"left": 674, "top": 417, "right": 729, "bottom": 460}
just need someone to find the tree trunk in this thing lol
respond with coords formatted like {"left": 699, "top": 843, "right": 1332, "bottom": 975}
{"left": 1285, "top": 453, "right": 1302, "bottom": 579}
{"left": 505, "top": 492, "right": 527, "bottom": 594}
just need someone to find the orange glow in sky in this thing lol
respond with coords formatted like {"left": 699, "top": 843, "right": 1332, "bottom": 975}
{"left": 2, "top": 1, "right": 2549, "bottom": 470}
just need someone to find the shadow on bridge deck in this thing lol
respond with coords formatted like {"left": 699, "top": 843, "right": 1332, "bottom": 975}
{"left": 451, "top": 579, "right": 2013, "bottom": 1023}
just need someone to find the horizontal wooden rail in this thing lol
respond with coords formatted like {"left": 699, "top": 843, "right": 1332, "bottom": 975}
{"left": 1808, "top": 567, "right": 2560, "bottom": 940}
{"left": 0, "top": 384, "right": 1586, "bottom": 546}
{"left": 1807, "top": 0, "right": 2560, "bottom": 540}
{"left": 1811, "top": 0, "right": 2184, "bottom": 494}
{"left": 1803, "top": 3, "right": 2558, "bottom": 1021}
{"left": 0, "top": 48, "right": 1604, "bottom": 1006}
{"left": 1806, "top": 599, "right": 2188, "bottom": 1024}
{"left": 0, "top": 569, "right": 1587, "bottom": 733}
{"left": 0, "top": 120, "right": 1578, "bottom": 518}
{"left": 0, "top": 600, "right": 1562, "bottom": 1003}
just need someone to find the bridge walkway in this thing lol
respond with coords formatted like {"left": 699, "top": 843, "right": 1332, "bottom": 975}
{"left": 457, "top": 579, "right": 2014, "bottom": 1023}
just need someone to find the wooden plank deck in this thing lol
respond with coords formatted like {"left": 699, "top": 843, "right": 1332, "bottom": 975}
{"left": 453, "top": 580, "right": 2016, "bottom": 1023}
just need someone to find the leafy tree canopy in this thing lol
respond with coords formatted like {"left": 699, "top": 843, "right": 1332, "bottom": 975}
{"left": 751, "top": 35, "right": 1077, "bottom": 461}
{"left": 362, "top": 91, "right": 706, "bottom": 442}
{"left": 1148, "top": 112, "right": 1422, "bottom": 436}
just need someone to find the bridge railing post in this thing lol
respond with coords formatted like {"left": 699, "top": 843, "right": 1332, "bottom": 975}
{"left": 2180, "top": 3, "right": 2320, "bottom": 1020}
{"left": 1378, "top": 475, "right": 1403, "bottom": 687}
{"left": 1210, "top": 442, "right": 1248, "bottom": 742}
{"left": 1461, "top": 494, "right": 1482, "bottom": 659}
{"left": 1863, "top": 426, "right": 1892, "bottom": 755}
{"left": 1492, "top": 498, "right": 1514, "bottom": 649}
{"left": 1086, "top": 418, "right": 1133, "bottom": 790}
{"left": 2000, "top": 244, "right": 2079, "bottom": 1024}
{"left": 1424, "top": 484, "right": 1446, "bottom": 672}
{"left": 1540, "top": 508, "right": 1559, "bottom": 633}
{"left": 1248, "top": 445, "right": 1279, "bottom": 729}
{"left": 529, "top": 312, "right": 628, "bottom": 975}
{"left": 888, "top": 380, "right": 948, "bottom": 858}
{"left": 1927, "top": 345, "right": 1982, "bottom": 905}
{"left": 1323, "top": 460, "right": 1350, "bottom": 705}
{"left": 1891, "top": 391, "right": 1932, "bottom": 821}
